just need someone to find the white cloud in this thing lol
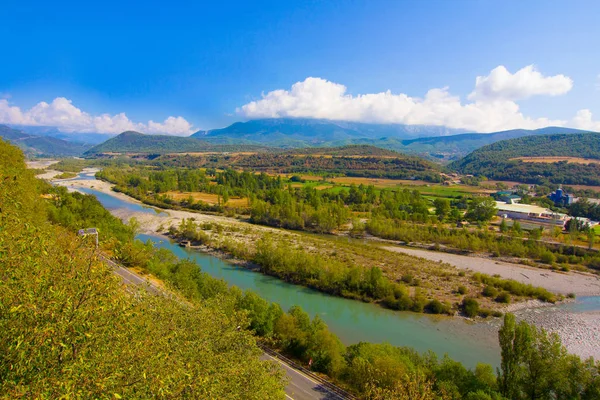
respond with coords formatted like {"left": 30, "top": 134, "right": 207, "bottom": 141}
{"left": 238, "top": 66, "right": 598, "bottom": 132}
{"left": 0, "top": 97, "right": 194, "bottom": 136}
{"left": 468, "top": 65, "right": 573, "bottom": 101}
{"left": 571, "top": 109, "right": 600, "bottom": 131}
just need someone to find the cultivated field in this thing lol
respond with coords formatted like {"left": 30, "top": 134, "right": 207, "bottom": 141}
{"left": 512, "top": 156, "right": 600, "bottom": 165}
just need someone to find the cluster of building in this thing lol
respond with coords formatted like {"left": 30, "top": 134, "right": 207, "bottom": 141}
{"left": 492, "top": 187, "right": 596, "bottom": 228}
{"left": 548, "top": 188, "right": 574, "bottom": 206}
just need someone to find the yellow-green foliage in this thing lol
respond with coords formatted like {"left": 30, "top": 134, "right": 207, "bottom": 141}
{"left": 0, "top": 139, "right": 285, "bottom": 399}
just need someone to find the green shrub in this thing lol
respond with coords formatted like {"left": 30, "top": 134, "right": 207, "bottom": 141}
{"left": 540, "top": 251, "right": 555, "bottom": 264}
{"left": 462, "top": 298, "right": 480, "bottom": 318}
{"left": 457, "top": 285, "right": 468, "bottom": 295}
{"left": 425, "top": 299, "right": 446, "bottom": 314}
{"left": 495, "top": 292, "right": 511, "bottom": 304}
{"left": 482, "top": 285, "right": 498, "bottom": 298}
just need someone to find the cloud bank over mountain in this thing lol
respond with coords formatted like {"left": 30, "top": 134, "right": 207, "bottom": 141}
{"left": 0, "top": 97, "right": 194, "bottom": 135}
{"left": 238, "top": 65, "right": 599, "bottom": 132}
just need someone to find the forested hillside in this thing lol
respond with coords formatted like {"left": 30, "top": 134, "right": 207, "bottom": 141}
{"left": 451, "top": 133, "right": 600, "bottom": 185}
{"left": 401, "top": 127, "right": 590, "bottom": 160}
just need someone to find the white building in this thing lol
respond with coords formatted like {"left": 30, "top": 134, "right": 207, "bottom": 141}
{"left": 496, "top": 202, "right": 567, "bottom": 226}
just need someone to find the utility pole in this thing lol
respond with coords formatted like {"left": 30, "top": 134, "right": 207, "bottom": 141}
{"left": 78, "top": 227, "right": 99, "bottom": 247}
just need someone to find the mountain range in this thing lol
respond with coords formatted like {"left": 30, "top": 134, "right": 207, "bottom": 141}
{"left": 0, "top": 125, "right": 92, "bottom": 157}
{"left": 5, "top": 117, "right": 596, "bottom": 161}
{"left": 193, "top": 119, "right": 592, "bottom": 160}
{"left": 9, "top": 124, "right": 116, "bottom": 145}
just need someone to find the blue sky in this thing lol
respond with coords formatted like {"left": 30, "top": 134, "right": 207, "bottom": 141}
{"left": 1, "top": 0, "right": 599, "bottom": 134}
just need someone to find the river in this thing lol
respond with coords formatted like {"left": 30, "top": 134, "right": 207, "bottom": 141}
{"left": 70, "top": 174, "right": 503, "bottom": 368}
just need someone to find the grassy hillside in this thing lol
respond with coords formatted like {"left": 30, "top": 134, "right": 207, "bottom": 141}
{"left": 451, "top": 132, "right": 600, "bottom": 185}
{"left": 0, "top": 125, "right": 91, "bottom": 157}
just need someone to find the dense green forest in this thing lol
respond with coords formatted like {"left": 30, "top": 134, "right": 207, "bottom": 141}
{"left": 451, "top": 133, "right": 600, "bottom": 185}
{"left": 3, "top": 138, "right": 600, "bottom": 398}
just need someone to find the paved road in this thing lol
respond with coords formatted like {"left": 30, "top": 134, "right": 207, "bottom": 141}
{"left": 100, "top": 255, "right": 162, "bottom": 295}
{"left": 101, "top": 255, "right": 349, "bottom": 400}
{"left": 260, "top": 353, "right": 345, "bottom": 400}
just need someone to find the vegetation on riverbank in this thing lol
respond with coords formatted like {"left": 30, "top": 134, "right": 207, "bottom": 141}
{"left": 170, "top": 217, "right": 561, "bottom": 314}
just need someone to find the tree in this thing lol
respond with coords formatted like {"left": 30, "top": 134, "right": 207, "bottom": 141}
{"left": 465, "top": 197, "right": 498, "bottom": 223}
{"left": 496, "top": 313, "right": 597, "bottom": 400}
{"left": 499, "top": 218, "right": 509, "bottom": 233}
{"left": 588, "top": 230, "right": 596, "bottom": 250}
{"left": 434, "top": 198, "right": 451, "bottom": 221}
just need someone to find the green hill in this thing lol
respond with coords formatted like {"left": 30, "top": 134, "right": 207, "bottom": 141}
{"left": 450, "top": 132, "right": 600, "bottom": 186}
{"left": 0, "top": 125, "right": 91, "bottom": 157}
{"left": 84, "top": 130, "right": 268, "bottom": 155}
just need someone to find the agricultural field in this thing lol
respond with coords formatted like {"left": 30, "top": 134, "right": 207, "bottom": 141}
{"left": 512, "top": 156, "right": 600, "bottom": 165}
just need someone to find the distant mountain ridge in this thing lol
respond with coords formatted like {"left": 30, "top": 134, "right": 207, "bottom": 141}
{"left": 191, "top": 119, "right": 593, "bottom": 160}
{"left": 0, "top": 125, "right": 92, "bottom": 157}
{"left": 192, "top": 118, "right": 468, "bottom": 146}
{"left": 8, "top": 124, "right": 116, "bottom": 145}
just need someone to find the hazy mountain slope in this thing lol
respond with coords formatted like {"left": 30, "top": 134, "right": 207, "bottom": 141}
{"left": 192, "top": 118, "right": 467, "bottom": 146}
{"left": 0, "top": 125, "right": 91, "bottom": 156}
{"left": 10, "top": 124, "right": 116, "bottom": 145}
{"left": 191, "top": 119, "right": 591, "bottom": 160}
{"left": 450, "top": 132, "right": 600, "bottom": 185}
